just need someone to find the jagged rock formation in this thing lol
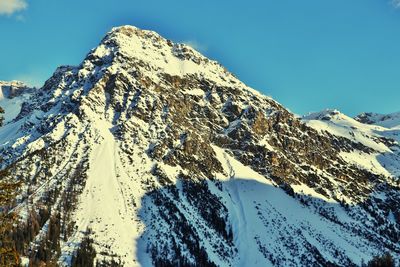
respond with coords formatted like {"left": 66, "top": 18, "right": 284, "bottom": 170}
{"left": 0, "top": 26, "right": 399, "bottom": 266}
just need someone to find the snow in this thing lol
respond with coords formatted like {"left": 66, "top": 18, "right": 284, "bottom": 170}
{"left": 356, "top": 112, "right": 400, "bottom": 129}
{"left": 212, "top": 145, "right": 381, "bottom": 266}
{"left": 0, "top": 95, "right": 25, "bottom": 123}
{"left": 90, "top": 25, "right": 271, "bottom": 101}
{"left": 182, "top": 88, "right": 205, "bottom": 96}
{"left": 0, "top": 81, "right": 33, "bottom": 123}
{"left": 304, "top": 109, "right": 400, "bottom": 179}
{"left": 20, "top": 257, "right": 29, "bottom": 267}
{"left": 291, "top": 184, "right": 335, "bottom": 203}
{"left": 60, "top": 114, "right": 152, "bottom": 266}
{"left": 304, "top": 109, "right": 390, "bottom": 153}
{"left": 258, "top": 136, "right": 276, "bottom": 152}
{"left": 0, "top": 118, "right": 25, "bottom": 146}
{"left": 340, "top": 151, "right": 392, "bottom": 177}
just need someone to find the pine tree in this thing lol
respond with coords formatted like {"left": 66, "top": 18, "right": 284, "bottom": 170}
{"left": 71, "top": 228, "right": 96, "bottom": 267}
{"left": 366, "top": 253, "right": 395, "bottom": 267}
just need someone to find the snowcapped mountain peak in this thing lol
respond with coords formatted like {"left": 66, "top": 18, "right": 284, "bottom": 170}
{"left": 82, "top": 25, "right": 245, "bottom": 91}
{"left": 302, "top": 108, "right": 347, "bottom": 121}
{"left": 1, "top": 25, "right": 400, "bottom": 266}
{"left": 102, "top": 25, "right": 200, "bottom": 58}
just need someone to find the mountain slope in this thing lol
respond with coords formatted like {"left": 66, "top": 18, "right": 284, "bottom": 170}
{"left": 303, "top": 109, "right": 400, "bottom": 179}
{"left": 1, "top": 26, "right": 399, "bottom": 266}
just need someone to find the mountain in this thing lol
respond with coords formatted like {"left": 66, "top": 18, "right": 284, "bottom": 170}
{"left": 303, "top": 109, "right": 400, "bottom": 179}
{"left": 0, "top": 81, "right": 34, "bottom": 124}
{"left": 355, "top": 112, "right": 400, "bottom": 129}
{"left": 0, "top": 26, "right": 399, "bottom": 267}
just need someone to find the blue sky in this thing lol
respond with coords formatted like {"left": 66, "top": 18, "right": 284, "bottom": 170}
{"left": 1, "top": 0, "right": 400, "bottom": 116}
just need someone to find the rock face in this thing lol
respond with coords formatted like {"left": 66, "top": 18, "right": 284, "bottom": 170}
{"left": 0, "top": 26, "right": 399, "bottom": 266}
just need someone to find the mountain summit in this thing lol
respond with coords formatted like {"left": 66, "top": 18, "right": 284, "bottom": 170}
{"left": 1, "top": 26, "right": 399, "bottom": 266}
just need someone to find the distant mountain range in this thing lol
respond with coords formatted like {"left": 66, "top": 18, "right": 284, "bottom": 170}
{"left": 0, "top": 26, "right": 399, "bottom": 266}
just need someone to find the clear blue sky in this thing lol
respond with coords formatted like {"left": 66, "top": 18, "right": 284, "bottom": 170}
{"left": 1, "top": 0, "right": 400, "bottom": 116}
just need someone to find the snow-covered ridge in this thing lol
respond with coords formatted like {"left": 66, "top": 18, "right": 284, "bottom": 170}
{"left": 355, "top": 111, "right": 400, "bottom": 129}
{"left": 303, "top": 108, "right": 400, "bottom": 178}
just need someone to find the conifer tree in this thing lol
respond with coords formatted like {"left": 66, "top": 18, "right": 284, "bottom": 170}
{"left": 366, "top": 253, "right": 396, "bottom": 267}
